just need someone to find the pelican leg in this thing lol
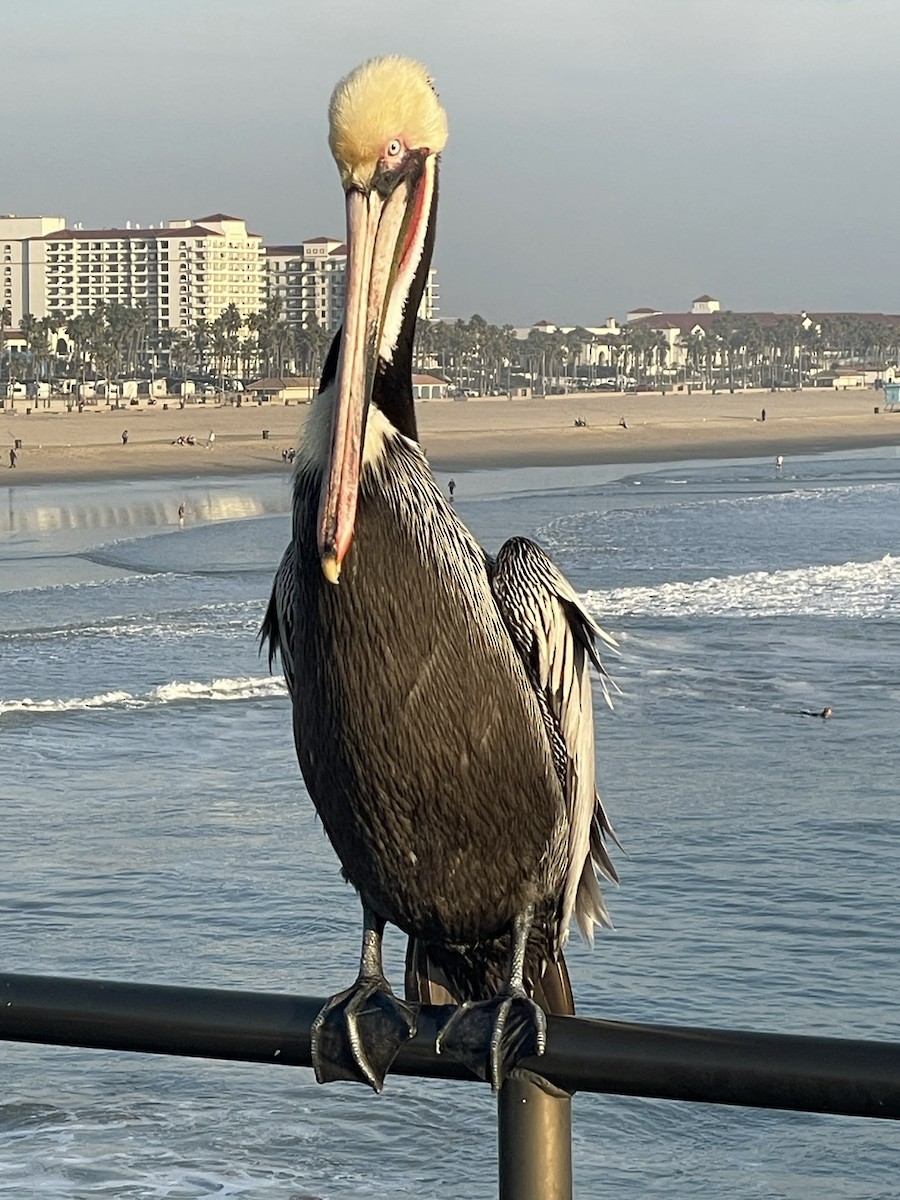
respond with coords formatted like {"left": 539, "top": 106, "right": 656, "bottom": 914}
{"left": 436, "top": 906, "right": 547, "bottom": 1091}
{"left": 311, "top": 905, "right": 417, "bottom": 1092}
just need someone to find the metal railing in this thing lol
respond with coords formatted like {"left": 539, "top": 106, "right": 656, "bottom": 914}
{"left": 2, "top": 972, "right": 899, "bottom": 1199}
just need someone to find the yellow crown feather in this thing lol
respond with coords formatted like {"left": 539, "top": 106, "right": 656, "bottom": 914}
{"left": 328, "top": 56, "right": 449, "bottom": 188}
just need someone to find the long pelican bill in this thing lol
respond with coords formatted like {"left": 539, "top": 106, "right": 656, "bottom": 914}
{"left": 317, "top": 158, "right": 435, "bottom": 584}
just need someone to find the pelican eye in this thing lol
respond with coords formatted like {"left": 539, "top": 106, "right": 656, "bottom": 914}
{"left": 386, "top": 139, "right": 403, "bottom": 158}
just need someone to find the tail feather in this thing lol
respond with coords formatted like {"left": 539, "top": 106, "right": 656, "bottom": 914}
{"left": 404, "top": 938, "right": 575, "bottom": 1016}
{"left": 259, "top": 587, "right": 282, "bottom": 671}
{"left": 404, "top": 939, "right": 458, "bottom": 1007}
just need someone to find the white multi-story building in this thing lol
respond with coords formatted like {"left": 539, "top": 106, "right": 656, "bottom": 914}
{"left": 266, "top": 237, "right": 347, "bottom": 329}
{"left": 265, "top": 235, "right": 439, "bottom": 331}
{"left": 1, "top": 215, "right": 67, "bottom": 326}
{"left": 1, "top": 213, "right": 265, "bottom": 329}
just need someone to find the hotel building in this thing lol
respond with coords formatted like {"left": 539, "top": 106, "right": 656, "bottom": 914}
{"left": 266, "top": 236, "right": 439, "bottom": 331}
{"left": 1, "top": 213, "right": 265, "bottom": 330}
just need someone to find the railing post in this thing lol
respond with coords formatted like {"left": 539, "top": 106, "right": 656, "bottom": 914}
{"left": 498, "top": 1071, "right": 572, "bottom": 1200}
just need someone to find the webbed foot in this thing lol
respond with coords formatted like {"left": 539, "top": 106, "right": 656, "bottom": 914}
{"left": 311, "top": 977, "right": 417, "bottom": 1092}
{"left": 436, "top": 990, "right": 547, "bottom": 1090}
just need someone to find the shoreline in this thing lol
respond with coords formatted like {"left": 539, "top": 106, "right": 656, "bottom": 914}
{"left": 2, "top": 388, "right": 897, "bottom": 485}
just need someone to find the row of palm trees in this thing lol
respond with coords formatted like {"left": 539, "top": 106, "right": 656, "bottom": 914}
{"left": 680, "top": 313, "right": 900, "bottom": 391}
{"left": 2, "top": 302, "right": 899, "bottom": 395}
{"left": 412, "top": 317, "right": 656, "bottom": 393}
{"left": 0, "top": 299, "right": 336, "bottom": 393}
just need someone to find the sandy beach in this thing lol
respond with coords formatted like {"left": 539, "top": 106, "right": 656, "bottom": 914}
{"left": 2, "top": 387, "right": 897, "bottom": 484}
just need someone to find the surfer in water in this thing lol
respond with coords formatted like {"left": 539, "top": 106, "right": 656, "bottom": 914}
{"left": 800, "top": 706, "right": 833, "bottom": 719}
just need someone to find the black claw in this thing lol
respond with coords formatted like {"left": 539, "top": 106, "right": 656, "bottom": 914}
{"left": 311, "top": 978, "right": 418, "bottom": 1091}
{"left": 436, "top": 992, "right": 547, "bottom": 1090}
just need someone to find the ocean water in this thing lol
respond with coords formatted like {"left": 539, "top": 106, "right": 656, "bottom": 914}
{"left": 2, "top": 448, "right": 899, "bottom": 1198}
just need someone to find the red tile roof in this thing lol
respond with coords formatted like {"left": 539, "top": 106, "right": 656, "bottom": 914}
{"left": 247, "top": 376, "right": 316, "bottom": 389}
{"left": 805, "top": 311, "right": 900, "bottom": 325}
{"left": 631, "top": 311, "right": 802, "bottom": 332}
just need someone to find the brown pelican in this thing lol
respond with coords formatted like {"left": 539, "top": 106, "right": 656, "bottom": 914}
{"left": 262, "top": 56, "right": 618, "bottom": 1091}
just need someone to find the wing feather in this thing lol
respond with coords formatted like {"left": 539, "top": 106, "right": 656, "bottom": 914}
{"left": 490, "top": 537, "right": 620, "bottom": 948}
{"left": 260, "top": 545, "right": 298, "bottom": 696}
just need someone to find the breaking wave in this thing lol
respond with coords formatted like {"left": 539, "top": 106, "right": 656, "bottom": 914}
{"left": 584, "top": 555, "right": 900, "bottom": 619}
{"left": 0, "top": 675, "right": 288, "bottom": 718}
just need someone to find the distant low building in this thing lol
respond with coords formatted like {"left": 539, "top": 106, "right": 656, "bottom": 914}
{"left": 411, "top": 373, "right": 449, "bottom": 400}
{"left": 246, "top": 376, "right": 317, "bottom": 403}
{"left": 812, "top": 367, "right": 879, "bottom": 389}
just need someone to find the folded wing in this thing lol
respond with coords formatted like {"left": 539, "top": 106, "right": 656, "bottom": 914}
{"left": 490, "top": 537, "right": 620, "bottom": 949}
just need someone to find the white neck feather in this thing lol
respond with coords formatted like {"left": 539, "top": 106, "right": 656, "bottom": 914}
{"left": 294, "top": 387, "right": 407, "bottom": 475}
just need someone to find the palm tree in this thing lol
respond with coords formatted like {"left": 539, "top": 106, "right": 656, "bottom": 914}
{"left": 168, "top": 330, "right": 197, "bottom": 384}
{"left": 566, "top": 327, "right": 592, "bottom": 386}
{"left": 622, "top": 324, "right": 654, "bottom": 385}
{"left": 193, "top": 318, "right": 212, "bottom": 376}
{"left": 525, "top": 328, "right": 549, "bottom": 395}
{"left": 249, "top": 297, "right": 286, "bottom": 376}
{"left": 0, "top": 304, "right": 11, "bottom": 384}
{"left": 19, "top": 313, "right": 53, "bottom": 383}
{"left": 681, "top": 329, "right": 706, "bottom": 390}
{"left": 500, "top": 325, "right": 520, "bottom": 393}
{"left": 413, "top": 316, "right": 439, "bottom": 374}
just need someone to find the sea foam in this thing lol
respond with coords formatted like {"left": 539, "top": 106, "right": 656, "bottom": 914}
{"left": 0, "top": 675, "right": 287, "bottom": 718}
{"left": 584, "top": 554, "right": 900, "bottom": 620}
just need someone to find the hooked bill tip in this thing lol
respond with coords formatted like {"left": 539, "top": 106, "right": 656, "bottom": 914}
{"left": 321, "top": 553, "right": 342, "bottom": 585}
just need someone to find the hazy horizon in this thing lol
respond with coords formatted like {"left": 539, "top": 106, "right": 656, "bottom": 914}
{"left": 5, "top": 0, "right": 899, "bottom": 325}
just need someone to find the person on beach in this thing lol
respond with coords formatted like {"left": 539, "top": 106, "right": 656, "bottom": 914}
{"left": 207, "top": 430, "right": 215, "bottom": 449}
{"left": 448, "top": 478, "right": 456, "bottom": 501}
{"left": 760, "top": 409, "right": 766, "bottom": 422}
{"left": 9, "top": 446, "right": 17, "bottom": 468}
{"left": 121, "top": 429, "right": 129, "bottom": 445}
{"left": 619, "top": 417, "right": 627, "bottom": 429}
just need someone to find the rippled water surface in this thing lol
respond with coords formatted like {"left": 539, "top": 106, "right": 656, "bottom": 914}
{"left": 2, "top": 450, "right": 899, "bottom": 1197}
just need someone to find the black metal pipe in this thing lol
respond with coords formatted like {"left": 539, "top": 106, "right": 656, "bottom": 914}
{"left": 2, "top": 973, "right": 899, "bottom": 1120}
{"left": 498, "top": 1073, "right": 572, "bottom": 1200}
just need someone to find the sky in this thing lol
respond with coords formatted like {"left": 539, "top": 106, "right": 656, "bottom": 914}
{"left": 4, "top": 0, "right": 900, "bottom": 325}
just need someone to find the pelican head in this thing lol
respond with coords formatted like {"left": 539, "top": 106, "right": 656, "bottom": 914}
{"left": 318, "top": 57, "right": 448, "bottom": 583}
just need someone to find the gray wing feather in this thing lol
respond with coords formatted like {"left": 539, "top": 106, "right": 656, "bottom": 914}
{"left": 490, "top": 537, "right": 620, "bottom": 947}
{"left": 260, "top": 544, "right": 298, "bottom": 696}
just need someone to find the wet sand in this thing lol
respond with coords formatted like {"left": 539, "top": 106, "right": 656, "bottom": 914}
{"left": 2, "top": 387, "right": 897, "bottom": 484}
